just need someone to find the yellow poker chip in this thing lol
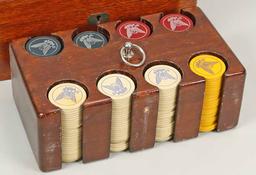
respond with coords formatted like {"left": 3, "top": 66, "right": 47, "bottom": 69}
{"left": 203, "top": 100, "right": 220, "bottom": 106}
{"left": 97, "top": 73, "right": 135, "bottom": 100}
{"left": 200, "top": 118, "right": 217, "bottom": 123}
{"left": 144, "top": 65, "right": 182, "bottom": 89}
{"left": 200, "top": 123, "right": 217, "bottom": 132}
{"left": 190, "top": 54, "right": 226, "bottom": 79}
{"left": 48, "top": 83, "right": 87, "bottom": 110}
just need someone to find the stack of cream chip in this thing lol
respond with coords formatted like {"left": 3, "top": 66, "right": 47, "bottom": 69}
{"left": 97, "top": 74, "right": 135, "bottom": 152}
{"left": 145, "top": 65, "right": 182, "bottom": 142}
{"left": 48, "top": 83, "right": 87, "bottom": 162}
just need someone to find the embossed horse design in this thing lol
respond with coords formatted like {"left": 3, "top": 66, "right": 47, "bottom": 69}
{"left": 55, "top": 87, "right": 79, "bottom": 103}
{"left": 154, "top": 69, "right": 175, "bottom": 84}
{"left": 30, "top": 40, "right": 56, "bottom": 55}
{"left": 103, "top": 77, "right": 127, "bottom": 95}
{"left": 168, "top": 16, "right": 189, "bottom": 31}
{"left": 196, "top": 59, "right": 218, "bottom": 74}
{"left": 79, "top": 34, "right": 103, "bottom": 48}
{"left": 124, "top": 24, "right": 146, "bottom": 38}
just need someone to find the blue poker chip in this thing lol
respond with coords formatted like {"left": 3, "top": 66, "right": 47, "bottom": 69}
{"left": 26, "top": 36, "right": 62, "bottom": 57}
{"left": 73, "top": 31, "right": 108, "bottom": 49}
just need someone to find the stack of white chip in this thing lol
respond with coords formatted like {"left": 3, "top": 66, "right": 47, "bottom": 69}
{"left": 61, "top": 108, "right": 82, "bottom": 162}
{"left": 97, "top": 74, "right": 135, "bottom": 152}
{"left": 144, "top": 65, "right": 181, "bottom": 142}
{"left": 48, "top": 83, "right": 87, "bottom": 162}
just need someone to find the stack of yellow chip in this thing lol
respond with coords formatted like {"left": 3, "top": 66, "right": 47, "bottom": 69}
{"left": 189, "top": 54, "right": 226, "bottom": 132}
{"left": 97, "top": 74, "right": 135, "bottom": 152}
{"left": 48, "top": 83, "right": 87, "bottom": 162}
{"left": 144, "top": 65, "right": 182, "bottom": 142}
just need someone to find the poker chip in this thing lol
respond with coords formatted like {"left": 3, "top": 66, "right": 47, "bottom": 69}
{"left": 97, "top": 74, "right": 135, "bottom": 100}
{"left": 144, "top": 65, "right": 181, "bottom": 142}
{"left": 97, "top": 74, "right": 135, "bottom": 152}
{"left": 190, "top": 54, "right": 226, "bottom": 79}
{"left": 48, "top": 83, "right": 87, "bottom": 162}
{"left": 144, "top": 65, "right": 182, "bottom": 89}
{"left": 190, "top": 54, "right": 226, "bottom": 132}
{"left": 73, "top": 31, "right": 108, "bottom": 49}
{"left": 26, "top": 36, "right": 62, "bottom": 57}
{"left": 160, "top": 14, "right": 193, "bottom": 32}
{"left": 117, "top": 21, "right": 151, "bottom": 40}
{"left": 48, "top": 83, "right": 87, "bottom": 110}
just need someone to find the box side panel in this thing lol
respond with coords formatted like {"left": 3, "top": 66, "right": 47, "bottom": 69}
{"left": 217, "top": 72, "right": 246, "bottom": 131}
{"left": 10, "top": 45, "right": 62, "bottom": 172}
{"left": 174, "top": 82, "right": 205, "bottom": 142}
{"left": 83, "top": 101, "right": 112, "bottom": 163}
{"left": 129, "top": 91, "right": 158, "bottom": 151}
{"left": 38, "top": 113, "right": 62, "bottom": 172}
{"left": 10, "top": 45, "right": 40, "bottom": 165}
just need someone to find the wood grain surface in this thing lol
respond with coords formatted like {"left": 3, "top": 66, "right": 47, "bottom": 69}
{"left": 9, "top": 7, "right": 245, "bottom": 172}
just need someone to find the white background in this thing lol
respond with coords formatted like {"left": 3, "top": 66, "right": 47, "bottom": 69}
{"left": 0, "top": 0, "right": 256, "bottom": 174}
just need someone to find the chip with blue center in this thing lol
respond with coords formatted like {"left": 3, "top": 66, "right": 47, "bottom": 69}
{"left": 26, "top": 36, "right": 62, "bottom": 57}
{"left": 73, "top": 31, "right": 108, "bottom": 49}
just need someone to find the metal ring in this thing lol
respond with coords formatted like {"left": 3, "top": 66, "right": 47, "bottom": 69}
{"left": 120, "top": 42, "right": 146, "bottom": 67}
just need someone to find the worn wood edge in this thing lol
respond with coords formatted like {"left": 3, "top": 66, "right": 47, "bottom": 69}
{"left": 129, "top": 90, "right": 159, "bottom": 152}
{"left": 83, "top": 100, "right": 112, "bottom": 163}
{"left": 217, "top": 70, "right": 246, "bottom": 132}
{"left": 0, "top": 43, "right": 10, "bottom": 80}
{"left": 173, "top": 81, "right": 205, "bottom": 142}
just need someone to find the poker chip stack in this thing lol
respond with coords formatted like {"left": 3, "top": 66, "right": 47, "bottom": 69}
{"left": 145, "top": 65, "right": 182, "bottom": 142}
{"left": 97, "top": 74, "right": 135, "bottom": 152}
{"left": 48, "top": 83, "right": 87, "bottom": 162}
{"left": 190, "top": 54, "right": 226, "bottom": 132}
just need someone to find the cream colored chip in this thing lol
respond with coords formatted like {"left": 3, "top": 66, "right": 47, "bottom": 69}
{"left": 97, "top": 74, "right": 135, "bottom": 99}
{"left": 144, "top": 65, "right": 181, "bottom": 90}
{"left": 48, "top": 83, "right": 87, "bottom": 110}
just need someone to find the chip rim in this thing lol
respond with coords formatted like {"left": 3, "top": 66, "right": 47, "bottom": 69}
{"left": 97, "top": 73, "right": 135, "bottom": 100}
{"left": 189, "top": 54, "right": 226, "bottom": 79}
{"left": 48, "top": 83, "right": 87, "bottom": 110}
{"left": 144, "top": 64, "right": 182, "bottom": 89}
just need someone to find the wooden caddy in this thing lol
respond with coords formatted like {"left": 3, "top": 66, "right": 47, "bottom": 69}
{"left": 8, "top": 0, "right": 245, "bottom": 173}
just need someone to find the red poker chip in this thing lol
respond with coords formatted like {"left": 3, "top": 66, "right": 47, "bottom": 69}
{"left": 160, "top": 14, "right": 193, "bottom": 32}
{"left": 117, "top": 21, "right": 151, "bottom": 40}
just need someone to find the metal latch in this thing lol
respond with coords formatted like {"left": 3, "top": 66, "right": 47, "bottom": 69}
{"left": 88, "top": 13, "right": 109, "bottom": 25}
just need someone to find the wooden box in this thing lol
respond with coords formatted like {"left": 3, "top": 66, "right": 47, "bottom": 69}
{"left": 8, "top": 0, "right": 245, "bottom": 172}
